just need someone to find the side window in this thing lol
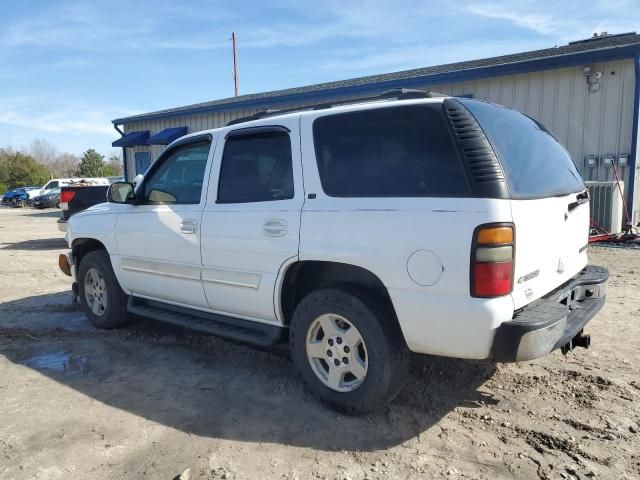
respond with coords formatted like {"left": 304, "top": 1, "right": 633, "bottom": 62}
{"left": 313, "top": 105, "right": 471, "bottom": 197}
{"left": 143, "top": 141, "right": 211, "bottom": 204}
{"left": 217, "top": 130, "right": 294, "bottom": 203}
{"left": 47, "top": 181, "right": 59, "bottom": 189}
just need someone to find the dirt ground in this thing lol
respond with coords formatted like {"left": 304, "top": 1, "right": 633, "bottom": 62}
{"left": 0, "top": 207, "right": 638, "bottom": 480}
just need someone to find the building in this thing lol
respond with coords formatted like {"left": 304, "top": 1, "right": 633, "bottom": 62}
{"left": 112, "top": 32, "right": 640, "bottom": 225}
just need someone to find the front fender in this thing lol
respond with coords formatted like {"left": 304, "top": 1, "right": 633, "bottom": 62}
{"left": 68, "top": 212, "right": 117, "bottom": 254}
{"left": 66, "top": 206, "right": 131, "bottom": 294}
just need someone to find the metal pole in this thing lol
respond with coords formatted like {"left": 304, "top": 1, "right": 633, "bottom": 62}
{"left": 232, "top": 32, "right": 239, "bottom": 97}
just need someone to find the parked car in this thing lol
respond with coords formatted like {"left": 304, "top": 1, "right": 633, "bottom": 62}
{"left": 59, "top": 90, "right": 608, "bottom": 414}
{"left": 1, "top": 187, "right": 31, "bottom": 207}
{"left": 32, "top": 187, "right": 61, "bottom": 209}
{"left": 34, "top": 178, "right": 110, "bottom": 198}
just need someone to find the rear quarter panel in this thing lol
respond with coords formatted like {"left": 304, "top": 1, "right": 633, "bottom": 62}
{"left": 298, "top": 197, "right": 515, "bottom": 358}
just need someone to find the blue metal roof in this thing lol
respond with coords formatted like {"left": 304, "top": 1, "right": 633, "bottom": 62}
{"left": 113, "top": 33, "right": 640, "bottom": 126}
{"left": 112, "top": 130, "right": 149, "bottom": 147}
{"left": 147, "top": 126, "right": 188, "bottom": 145}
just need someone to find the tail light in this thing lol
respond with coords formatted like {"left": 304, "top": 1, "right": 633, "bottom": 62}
{"left": 471, "top": 224, "right": 514, "bottom": 297}
{"left": 60, "top": 190, "right": 76, "bottom": 203}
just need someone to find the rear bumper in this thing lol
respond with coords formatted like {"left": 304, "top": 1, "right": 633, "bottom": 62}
{"left": 57, "top": 218, "right": 67, "bottom": 232}
{"left": 492, "top": 265, "right": 608, "bottom": 362}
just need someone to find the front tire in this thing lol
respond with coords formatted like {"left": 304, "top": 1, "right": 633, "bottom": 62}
{"left": 78, "top": 249, "right": 130, "bottom": 329}
{"left": 289, "top": 288, "right": 410, "bottom": 415}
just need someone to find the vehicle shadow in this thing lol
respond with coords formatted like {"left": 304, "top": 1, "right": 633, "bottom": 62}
{"left": 0, "top": 292, "right": 497, "bottom": 452}
{"left": 20, "top": 209, "right": 62, "bottom": 218}
{"left": 1, "top": 237, "right": 67, "bottom": 250}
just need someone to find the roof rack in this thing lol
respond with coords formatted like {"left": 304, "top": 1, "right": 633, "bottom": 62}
{"left": 226, "top": 88, "right": 446, "bottom": 126}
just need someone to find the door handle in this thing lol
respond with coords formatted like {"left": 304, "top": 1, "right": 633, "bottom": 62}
{"left": 181, "top": 219, "right": 198, "bottom": 234}
{"left": 263, "top": 219, "right": 287, "bottom": 237}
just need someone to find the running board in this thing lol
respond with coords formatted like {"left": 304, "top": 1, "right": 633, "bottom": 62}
{"left": 127, "top": 297, "right": 286, "bottom": 347}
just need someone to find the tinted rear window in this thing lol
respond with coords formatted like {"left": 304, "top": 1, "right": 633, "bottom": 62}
{"left": 313, "top": 105, "right": 471, "bottom": 197}
{"left": 460, "top": 99, "right": 584, "bottom": 198}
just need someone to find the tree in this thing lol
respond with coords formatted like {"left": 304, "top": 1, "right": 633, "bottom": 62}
{"left": 76, "top": 149, "right": 105, "bottom": 177}
{"left": 103, "top": 153, "right": 124, "bottom": 177}
{"left": 0, "top": 149, "right": 50, "bottom": 192}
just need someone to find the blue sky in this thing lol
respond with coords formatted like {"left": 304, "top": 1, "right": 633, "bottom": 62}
{"left": 1, "top": 0, "right": 639, "bottom": 156}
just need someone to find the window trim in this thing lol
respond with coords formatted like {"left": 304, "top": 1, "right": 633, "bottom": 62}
{"left": 137, "top": 133, "right": 213, "bottom": 205}
{"left": 216, "top": 126, "right": 294, "bottom": 204}
{"left": 311, "top": 104, "right": 474, "bottom": 198}
{"left": 225, "top": 124, "right": 290, "bottom": 140}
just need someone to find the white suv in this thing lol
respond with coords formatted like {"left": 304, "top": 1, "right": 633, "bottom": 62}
{"left": 59, "top": 90, "right": 608, "bottom": 414}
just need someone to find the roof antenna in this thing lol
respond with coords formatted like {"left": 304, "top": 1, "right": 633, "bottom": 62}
{"left": 231, "top": 32, "right": 239, "bottom": 97}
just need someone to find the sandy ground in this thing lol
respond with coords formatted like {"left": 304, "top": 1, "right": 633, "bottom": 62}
{"left": 0, "top": 207, "right": 638, "bottom": 480}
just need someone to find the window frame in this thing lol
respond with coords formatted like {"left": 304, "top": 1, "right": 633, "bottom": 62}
{"left": 137, "top": 134, "right": 213, "bottom": 206}
{"left": 311, "top": 104, "right": 473, "bottom": 198}
{"left": 216, "top": 125, "right": 295, "bottom": 204}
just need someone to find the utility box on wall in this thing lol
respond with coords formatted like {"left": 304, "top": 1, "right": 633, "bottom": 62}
{"left": 586, "top": 181, "right": 625, "bottom": 234}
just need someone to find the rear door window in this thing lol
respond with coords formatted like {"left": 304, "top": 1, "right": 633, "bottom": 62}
{"left": 217, "top": 130, "right": 294, "bottom": 203}
{"left": 312, "top": 105, "right": 471, "bottom": 197}
{"left": 459, "top": 99, "right": 584, "bottom": 198}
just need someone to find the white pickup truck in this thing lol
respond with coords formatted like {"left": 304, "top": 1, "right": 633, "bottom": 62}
{"left": 59, "top": 90, "right": 608, "bottom": 413}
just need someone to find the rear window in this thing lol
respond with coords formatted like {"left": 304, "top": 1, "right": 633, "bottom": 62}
{"left": 313, "top": 105, "right": 471, "bottom": 197}
{"left": 460, "top": 99, "right": 584, "bottom": 199}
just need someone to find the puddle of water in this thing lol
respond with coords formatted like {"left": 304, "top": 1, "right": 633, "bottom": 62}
{"left": 24, "top": 351, "right": 90, "bottom": 375}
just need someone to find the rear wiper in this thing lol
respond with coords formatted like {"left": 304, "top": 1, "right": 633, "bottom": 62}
{"left": 568, "top": 191, "right": 589, "bottom": 212}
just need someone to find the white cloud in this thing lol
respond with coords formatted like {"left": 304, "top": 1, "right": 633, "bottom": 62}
{"left": 465, "top": 6, "right": 566, "bottom": 35}
{"left": 0, "top": 0, "right": 453, "bottom": 51}
{"left": 0, "top": 96, "right": 141, "bottom": 155}
{"left": 460, "top": 0, "right": 640, "bottom": 42}
{"left": 0, "top": 96, "right": 137, "bottom": 138}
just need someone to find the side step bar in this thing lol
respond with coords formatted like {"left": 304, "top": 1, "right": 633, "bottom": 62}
{"left": 127, "top": 297, "right": 287, "bottom": 347}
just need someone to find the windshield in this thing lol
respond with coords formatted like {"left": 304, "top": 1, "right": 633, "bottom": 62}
{"left": 459, "top": 99, "right": 584, "bottom": 199}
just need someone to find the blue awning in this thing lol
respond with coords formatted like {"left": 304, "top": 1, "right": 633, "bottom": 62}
{"left": 112, "top": 130, "right": 149, "bottom": 147}
{"left": 147, "top": 126, "right": 188, "bottom": 145}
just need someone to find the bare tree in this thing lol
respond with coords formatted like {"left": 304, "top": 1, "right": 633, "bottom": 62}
{"left": 109, "top": 149, "right": 122, "bottom": 161}
{"left": 29, "top": 139, "right": 57, "bottom": 165}
{"left": 105, "top": 151, "right": 124, "bottom": 176}
{"left": 48, "top": 153, "right": 80, "bottom": 177}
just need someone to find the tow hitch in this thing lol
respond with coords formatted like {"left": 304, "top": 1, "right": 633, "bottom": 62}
{"left": 561, "top": 330, "right": 591, "bottom": 355}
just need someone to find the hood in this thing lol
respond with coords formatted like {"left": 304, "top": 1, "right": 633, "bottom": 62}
{"left": 72, "top": 201, "right": 123, "bottom": 219}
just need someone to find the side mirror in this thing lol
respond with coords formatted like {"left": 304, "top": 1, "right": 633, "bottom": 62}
{"left": 107, "top": 182, "right": 135, "bottom": 204}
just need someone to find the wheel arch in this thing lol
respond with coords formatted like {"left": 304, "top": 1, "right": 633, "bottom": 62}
{"left": 71, "top": 237, "right": 108, "bottom": 269}
{"left": 278, "top": 260, "right": 401, "bottom": 330}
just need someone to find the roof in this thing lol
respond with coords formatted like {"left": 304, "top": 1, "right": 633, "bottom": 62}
{"left": 114, "top": 32, "right": 640, "bottom": 125}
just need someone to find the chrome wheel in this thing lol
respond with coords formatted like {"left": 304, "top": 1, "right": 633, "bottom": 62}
{"left": 306, "top": 314, "right": 368, "bottom": 392}
{"left": 84, "top": 267, "right": 108, "bottom": 316}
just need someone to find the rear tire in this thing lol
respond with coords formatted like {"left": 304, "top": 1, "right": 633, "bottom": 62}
{"left": 289, "top": 288, "right": 410, "bottom": 415}
{"left": 78, "top": 249, "right": 130, "bottom": 329}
